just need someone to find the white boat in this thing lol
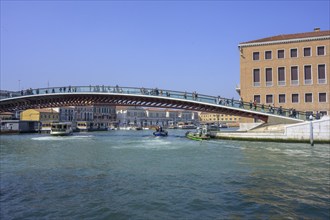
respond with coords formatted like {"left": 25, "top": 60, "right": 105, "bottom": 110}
{"left": 50, "top": 122, "right": 73, "bottom": 136}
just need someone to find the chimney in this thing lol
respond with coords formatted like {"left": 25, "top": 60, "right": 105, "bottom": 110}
{"left": 314, "top": 27, "right": 320, "bottom": 32}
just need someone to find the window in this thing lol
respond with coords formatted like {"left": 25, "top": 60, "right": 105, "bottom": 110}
{"left": 254, "top": 95, "right": 261, "bottom": 103}
{"left": 292, "top": 94, "right": 299, "bottom": 103}
{"left": 278, "top": 67, "right": 285, "bottom": 86}
{"left": 266, "top": 68, "right": 273, "bottom": 86}
{"left": 318, "top": 64, "right": 326, "bottom": 84}
{"left": 291, "top": 66, "right": 299, "bottom": 85}
{"left": 317, "top": 46, "right": 325, "bottom": 56}
{"left": 319, "top": 93, "right": 326, "bottom": 102}
{"left": 303, "top": 47, "right": 311, "bottom": 57}
{"left": 305, "top": 93, "right": 313, "bottom": 103}
{"left": 277, "top": 50, "right": 285, "bottom": 59}
{"left": 320, "top": 111, "right": 327, "bottom": 116}
{"left": 253, "top": 52, "right": 260, "bottom": 61}
{"left": 279, "top": 94, "right": 286, "bottom": 103}
{"left": 304, "top": 65, "right": 312, "bottom": 84}
{"left": 266, "top": 95, "right": 273, "bottom": 103}
{"left": 253, "top": 69, "right": 260, "bottom": 86}
{"left": 265, "top": 51, "right": 272, "bottom": 60}
{"left": 290, "top": 48, "right": 298, "bottom": 57}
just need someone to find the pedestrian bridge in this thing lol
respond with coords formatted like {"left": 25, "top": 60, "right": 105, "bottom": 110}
{"left": 0, "top": 85, "right": 305, "bottom": 123}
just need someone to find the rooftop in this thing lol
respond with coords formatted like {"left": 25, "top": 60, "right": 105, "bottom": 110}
{"left": 239, "top": 29, "right": 330, "bottom": 45}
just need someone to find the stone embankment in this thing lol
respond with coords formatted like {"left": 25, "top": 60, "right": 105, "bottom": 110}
{"left": 213, "top": 116, "right": 330, "bottom": 143}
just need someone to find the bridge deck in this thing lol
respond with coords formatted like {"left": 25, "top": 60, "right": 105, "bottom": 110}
{"left": 0, "top": 86, "right": 306, "bottom": 123}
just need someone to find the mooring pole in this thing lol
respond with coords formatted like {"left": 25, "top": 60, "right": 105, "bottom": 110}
{"left": 310, "top": 120, "right": 314, "bottom": 146}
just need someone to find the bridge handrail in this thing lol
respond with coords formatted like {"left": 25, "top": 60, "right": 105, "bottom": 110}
{"left": 1, "top": 85, "right": 308, "bottom": 120}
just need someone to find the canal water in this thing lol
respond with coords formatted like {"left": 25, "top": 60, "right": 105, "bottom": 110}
{"left": 1, "top": 130, "right": 329, "bottom": 219}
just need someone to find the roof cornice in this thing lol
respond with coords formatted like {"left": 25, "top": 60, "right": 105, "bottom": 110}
{"left": 238, "top": 35, "right": 330, "bottom": 48}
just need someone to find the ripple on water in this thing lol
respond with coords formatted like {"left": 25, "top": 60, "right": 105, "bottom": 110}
{"left": 0, "top": 131, "right": 329, "bottom": 219}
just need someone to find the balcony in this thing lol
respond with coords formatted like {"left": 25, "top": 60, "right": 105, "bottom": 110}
{"left": 304, "top": 79, "right": 312, "bottom": 85}
{"left": 266, "top": 81, "right": 273, "bottom": 87}
{"left": 291, "top": 80, "right": 299, "bottom": 85}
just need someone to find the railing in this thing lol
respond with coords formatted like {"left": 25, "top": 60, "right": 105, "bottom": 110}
{"left": 0, "top": 85, "right": 307, "bottom": 120}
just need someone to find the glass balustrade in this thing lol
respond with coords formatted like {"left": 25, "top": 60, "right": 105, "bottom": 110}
{"left": 1, "top": 85, "right": 307, "bottom": 120}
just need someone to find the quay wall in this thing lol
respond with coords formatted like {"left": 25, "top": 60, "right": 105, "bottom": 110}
{"left": 214, "top": 116, "right": 330, "bottom": 143}
{"left": 285, "top": 116, "right": 330, "bottom": 141}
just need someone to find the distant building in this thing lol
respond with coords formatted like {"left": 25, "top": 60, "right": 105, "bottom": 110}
{"left": 92, "top": 105, "right": 117, "bottom": 129}
{"left": 116, "top": 106, "right": 199, "bottom": 127}
{"left": 75, "top": 106, "right": 94, "bottom": 122}
{"left": 238, "top": 28, "right": 330, "bottom": 121}
{"left": 20, "top": 108, "right": 59, "bottom": 122}
{"left": 0, "top": 112, "right": 15, "bottom": 120}
{"left": 199, "top": 112, "right": 241, "bottom": 125}
{"left": 116, "top": 106, "right": 148, "bottom": 127}
{"left": 20, "top": 108, "right": 59, "bottom": 132}
{"left": 55, "top": 106, "right": 75, "bottom": 122}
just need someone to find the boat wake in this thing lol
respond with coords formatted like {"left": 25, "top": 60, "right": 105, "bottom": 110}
{"left": 31, "top": 135, "right": 93, "bottom": 141}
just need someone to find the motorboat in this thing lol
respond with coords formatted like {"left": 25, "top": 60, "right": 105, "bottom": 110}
{"left": 153, "top": 126, "right": 168, "bottom": 136}
{"left": 50, "top": 122, "right": 73, "bottom": 136}
{"left": 153, "top": 131, "right": 168, "bottom": 136}
{"left": 185, "top": 126, "right": 211, "bottom": 141}
{"left": 185, "top": 131, "right": 210, "bottom": 141}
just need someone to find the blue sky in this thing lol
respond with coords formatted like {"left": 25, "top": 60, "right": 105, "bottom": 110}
{"left": 1, "top": 0, "right": 329, "bottom": 98}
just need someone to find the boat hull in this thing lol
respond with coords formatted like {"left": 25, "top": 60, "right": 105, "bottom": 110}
{"left": 185, "top": 132, "right": 210, "bottom": 141}
{"left": 153, "top": 131, "right": 168, "bottom": 136}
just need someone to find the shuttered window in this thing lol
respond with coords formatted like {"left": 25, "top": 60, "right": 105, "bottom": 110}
{"left": 278, "top": 67, "right": 285, "bottom": 85}
{"left": 265, "top": 51, "right": 272, "bottom": 60}
{"left": 266, "top": 68, "right": 272, "bottom": 86}
{"left": 279, "top": 94, "right": 285, "bottom": 103}
{"left": 304, "top": 65, "right": 312, "bottom": 84}
{"left": 253, "top": 52, "right": 260, "bottom": 61}
{"left": 277, "top": 50, "right": 284, "bottom": 59}
{"left": 290, "top": 48, "right": 298, "bottom": 57}
{"left": 319, "top": 93, "right": 326, "bottom": 102}
{"left": 291, "top": 66, "right": 298, "bottom": 85}
{"left": 266, "top": 95, "right": 273, "bottom": 103}
{"left": 292, "top": 94, "right": 299, "bottom": 103}
{"left": 253, "top": 69, "right": 260, "bottom": 86}
{"left": 304, "top": 48, "right": 311, "bottom": 57}
{"left": 317, "top": 46, "right": 325, "bottom": 56}
{"left": 318, "top": 64, "right": 326, "bottom": 84}
{"left": 305, "top": 93, "right": 313, "bottom": 103}
{"left": 254, "top": 95, "right": 261, "bottom": 103}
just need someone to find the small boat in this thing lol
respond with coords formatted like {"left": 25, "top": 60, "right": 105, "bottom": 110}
{"left": 50, "top": 122, "right": 73, "bottom": 136}
{"left": 153, "top": 126, "right": 168, "bottom": 136}
{"left": 185, "top": 131, "right": 210, "bottom": 141}
{"left": 153, "top": 131, "right": 168, "bottom": 136}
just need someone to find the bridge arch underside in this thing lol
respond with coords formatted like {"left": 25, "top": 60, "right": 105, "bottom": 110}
{"left": 0, "top": 93, "right": 269, "bottom": 122}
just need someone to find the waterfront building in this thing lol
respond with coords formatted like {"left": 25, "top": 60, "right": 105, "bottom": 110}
{"left": 116, "top": 107, "right": 199, "bottom": 128}
{"left": 54, "top": 106, "right": 76, "bottom": 122}
{"left": 92, "top": 105, "right": 116, "bottom": 129}
{"left": 0, "top": 112, "right": 15, "bottom": 120}
{"left": 20, "top": 108, "right": 59, "bottom": 132}
{"left": 75, "top": 106, "right": 94, "bottom": 122}
{"left": 116, "top": 106, "right": 148, "bottom": 127}
{"left": 237, "top": 28, "right": 330, "bottom": 120}
{"left": 20, "top": 108, "right": 59, "bottom": 122}
{"left": 199, "top": 112, "right": 241, "bottom": 126}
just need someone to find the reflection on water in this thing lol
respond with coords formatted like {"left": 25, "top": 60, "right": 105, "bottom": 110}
{"left": 1, "top": 130, "right": 329, "bottom": 219}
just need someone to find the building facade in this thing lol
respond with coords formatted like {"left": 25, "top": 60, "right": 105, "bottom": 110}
{"left": 116, "top": 106, "right": 199, "bottom": 128}
{"left": 238, "top": 29, "right": 329, "bottom": 119}
{"left": 20, "top": 108, "right": 60, "bottom": 132}
{"left": 199, "top": 112, "right": 241, "bottom": 125}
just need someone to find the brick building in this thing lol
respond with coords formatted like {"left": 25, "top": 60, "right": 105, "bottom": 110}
{"left": 237, "top": 28, "right": 329, "bottom": 119}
